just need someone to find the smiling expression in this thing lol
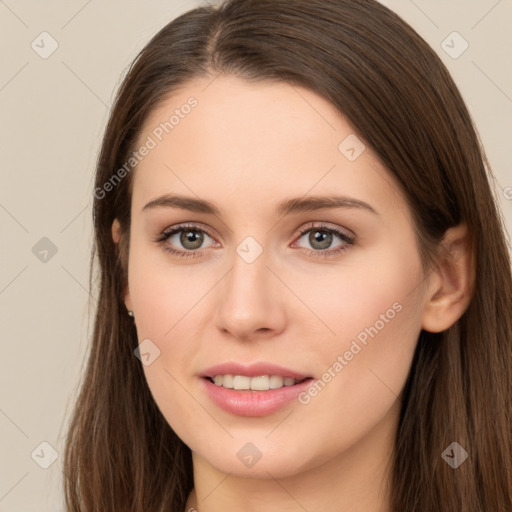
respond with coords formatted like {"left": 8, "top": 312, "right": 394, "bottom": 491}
{"left": 119, "top": 74, "right": 430, "bottom": 478}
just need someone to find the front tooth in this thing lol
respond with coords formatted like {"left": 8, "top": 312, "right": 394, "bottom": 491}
{"left": 283, "top": 377, "right": 295, "bottom": 386}
{"left": 233, "top": 375, "right": 251, "bottom": 390}
{"left": 250, "top": 376, "right": 270, "bottom": 390}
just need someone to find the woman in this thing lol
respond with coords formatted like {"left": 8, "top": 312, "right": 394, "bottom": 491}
{"left": 62, "top": 0, "right": 512, "bottom": 510}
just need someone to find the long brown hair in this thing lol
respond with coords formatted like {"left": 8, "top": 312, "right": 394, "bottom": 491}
{"left": 62, "top": 0, "right": 512, "bottom": 510}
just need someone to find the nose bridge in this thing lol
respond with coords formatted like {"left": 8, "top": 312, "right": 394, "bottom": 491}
{"left": 226, "top": 235, "right": 272, "bottom": 303}
{"left": 214, "top": 234, "right": 285, "bottom": 338}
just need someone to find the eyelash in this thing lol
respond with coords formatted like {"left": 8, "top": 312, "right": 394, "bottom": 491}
{"left": 154, "top": 222, "right": 356, "bottom": 260}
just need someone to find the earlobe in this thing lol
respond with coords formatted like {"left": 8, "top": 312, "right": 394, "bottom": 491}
{"left": 124, "top": 292, "right": 133, "bottom": 316}
{"left": 421, "top": 223, "right": 475, "bottom": 333}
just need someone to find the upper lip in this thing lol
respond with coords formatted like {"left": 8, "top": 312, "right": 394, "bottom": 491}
{"left": 200, "top": 362, "right": 312, "bottom": 380}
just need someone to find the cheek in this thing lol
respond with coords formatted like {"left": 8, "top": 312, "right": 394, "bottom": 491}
{"left": 296, "top": 245, "right": 424, "bottom": 413}
{"left": 293, "top": 244, "right": 423, "bottom": 354}
{"left": 127, "top": 240, "right": 209, "bottom": 340}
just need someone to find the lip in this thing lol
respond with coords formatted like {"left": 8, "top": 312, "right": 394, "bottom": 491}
{"left": 200, "top": 361, "right": 311, "bottom": 380}
{"left": 200, "top": 376, "right": 315, "bottom": 417}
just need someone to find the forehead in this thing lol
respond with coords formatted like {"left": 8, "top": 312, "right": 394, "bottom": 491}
{"left": 137, "top": 74, "right": 345, "bottom": 156}
{"left": 131, "top": 75, "right": 407, "bottom": 220}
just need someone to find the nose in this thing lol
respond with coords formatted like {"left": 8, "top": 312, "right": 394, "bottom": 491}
{"left": 214, "top": 244, "right": 287, "bottom": 341}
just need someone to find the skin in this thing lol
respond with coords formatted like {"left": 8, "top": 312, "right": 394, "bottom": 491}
{"left": 112, "top": 75, "right": 474, "bottom": 512}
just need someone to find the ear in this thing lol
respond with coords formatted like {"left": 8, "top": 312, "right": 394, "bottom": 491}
{"left": 111, "top": 218, "right": 132, "bottom": 312}
{"left": 421, "top": 223, "right": 475, "bottom": 333}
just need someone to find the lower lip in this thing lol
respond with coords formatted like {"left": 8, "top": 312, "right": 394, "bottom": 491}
{"left": 200, "top": 377, "right": 314, "bottom": 417}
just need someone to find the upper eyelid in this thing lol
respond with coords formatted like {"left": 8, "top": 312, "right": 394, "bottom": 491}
{"left": 162, "top": 222, "right": 216, "bottom": 241}
{"left": 296, "top": 222, "right": 354, "bottom": 237}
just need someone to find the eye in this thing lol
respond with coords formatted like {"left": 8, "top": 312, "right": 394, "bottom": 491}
{"left": 155, "top": 222, "right": 355, "bottom": 260}
{"left": 155, "top": 223, "right": 216, "bottom": 258}
{"left": 292, "top": 223, "right": 355, "bottom": 258}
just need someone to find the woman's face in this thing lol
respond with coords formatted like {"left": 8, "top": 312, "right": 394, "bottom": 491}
{"left": 121, "top": 75, "right": 430, "bottom": 478}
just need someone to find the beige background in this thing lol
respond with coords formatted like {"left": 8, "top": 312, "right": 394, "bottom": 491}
{"left": 0, "top": 0, "right": 510, "bottom": 510}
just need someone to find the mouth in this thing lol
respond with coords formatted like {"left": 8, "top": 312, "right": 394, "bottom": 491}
{"left": 200, "top": 374, "right": 316, "bottom": 416}
{"left": 203, "top": 375, "right": 314, "bottom": 391}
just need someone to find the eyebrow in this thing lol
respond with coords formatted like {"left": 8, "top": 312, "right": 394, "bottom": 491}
{"left": 141, "top": 193, "right": 379, "bottom": 216}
